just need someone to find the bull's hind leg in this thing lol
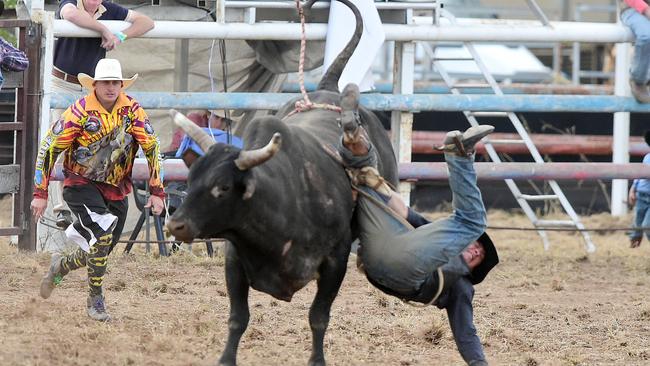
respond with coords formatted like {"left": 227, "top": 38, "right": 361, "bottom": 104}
{"left": 308, "top": 246, "right": 350, "bottom": 366}
{"left": 218, "top": 243, "right": 250, "bottom": 366}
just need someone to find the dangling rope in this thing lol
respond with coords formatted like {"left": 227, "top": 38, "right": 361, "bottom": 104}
{"left": 218, "top": 39, "right": 233, "bottom": 145}
{"left": 296, "top": 0, "right": 311, "bottom": 108}
{"left": 285, "top": 0, "right": 342, "bottom": 119}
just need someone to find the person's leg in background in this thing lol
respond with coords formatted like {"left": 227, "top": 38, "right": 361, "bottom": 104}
{"left": 629, "top": 197, "right": 646, "bottom": 247}
{"left": 640, "top": 195, "right": 650, "bottom": 246}
{"left": 621, "top": 8, "right": 650, "bottom": 103}
{"left": 632, "top": 193, "right": 650, "bottom": 248}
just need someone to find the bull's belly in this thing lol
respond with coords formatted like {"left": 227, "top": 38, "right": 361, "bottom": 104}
{"left": 249, "top": 276, "right": 313, "bottom": 302}
{"left": 241, "top": 256, "right": 324, "bottom": 302}
{"left": 247, "top": 268, "right": 317, "bottom": 302}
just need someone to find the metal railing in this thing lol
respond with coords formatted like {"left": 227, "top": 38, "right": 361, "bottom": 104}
{"left": 29, "top": 2, "right": 642, "bottom": 225}
{"left": 0, "top": 19, "right": 41, "bottom": 251}
{"left": 571, "top": 4, "right": 618, "bottom": 85}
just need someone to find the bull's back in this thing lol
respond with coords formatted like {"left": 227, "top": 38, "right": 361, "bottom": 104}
{"left": 279, "top": 92, "right": 398, "bottom": 186}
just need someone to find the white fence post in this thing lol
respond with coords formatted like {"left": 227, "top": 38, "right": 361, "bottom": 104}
{"left": 612, "top": 41, "right": 632, "bottom": 216}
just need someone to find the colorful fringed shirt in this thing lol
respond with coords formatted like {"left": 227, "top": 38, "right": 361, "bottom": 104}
{"left": 34, "top": 92, "right": 164, "bottom": 200}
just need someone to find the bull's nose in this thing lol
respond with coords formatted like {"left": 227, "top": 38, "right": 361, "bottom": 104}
{"left": 167, "top": 219, "right": 194, "bottom": 242}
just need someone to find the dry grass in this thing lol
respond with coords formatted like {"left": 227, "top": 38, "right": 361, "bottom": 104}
{"left": 1, "top": 210, "right": 650, "bottom": 365}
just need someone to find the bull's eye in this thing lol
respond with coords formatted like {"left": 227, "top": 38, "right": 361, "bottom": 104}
{"left": 210, "top": 185, "right": 231, "bottom": 198}
{"left": 211, "top": 186, "right": 222, "bottom": 198}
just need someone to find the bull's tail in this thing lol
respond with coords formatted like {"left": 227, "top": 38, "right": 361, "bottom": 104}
{"left": 313, "top": 0, "right": 363, "bottom": 92}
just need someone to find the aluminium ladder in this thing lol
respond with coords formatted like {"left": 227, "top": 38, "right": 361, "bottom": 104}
{"left": 423, "top": 9, "right": 596, "bottom": 253}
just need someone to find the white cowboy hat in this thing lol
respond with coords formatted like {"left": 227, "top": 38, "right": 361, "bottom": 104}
{"left": 77, "top": 58, "right": 138, "bottom": 91}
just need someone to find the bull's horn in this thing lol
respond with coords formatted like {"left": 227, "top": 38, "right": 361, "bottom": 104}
{"left": 169, "top": 109, "right": 215, "bottom": 153}
{"left": 234, "top": 133, "right": 282, "bottom": 170}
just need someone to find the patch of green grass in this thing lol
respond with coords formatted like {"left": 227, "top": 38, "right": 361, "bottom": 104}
{"left": 0, "top": 30, "right": 16, "bottom": 46}
{"left": 0, "top": 0, "right": 25, "bottom": 45}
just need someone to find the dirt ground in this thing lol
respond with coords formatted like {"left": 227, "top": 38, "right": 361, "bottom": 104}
{"left": 2, "top": 210, "right": 650, "bottom": 366}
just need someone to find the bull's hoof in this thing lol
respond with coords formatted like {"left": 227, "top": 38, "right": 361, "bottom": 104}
{"left": 218, "top": 355, "right": 236, "bottom": 366}
{"left": 308, "top": 357, "right": 326, "bottom": 366}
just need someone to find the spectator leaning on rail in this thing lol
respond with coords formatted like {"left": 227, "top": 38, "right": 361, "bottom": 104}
{"left": 49, "top": 0, "right": 154, "bottom": 228}
{"left": 32, "top": 58, "right": 164, "bottom": 322}
{"left": 621, "top": 0, "right": 650, "bottom": 103}
{"left": 164, "top": 109, "right": 231, "bottom": 156}
{"left": 628, "top": 130, "right": 650, "bottom": 247}
{"left": 0, "top": 36, "right": 29, "bottom": 89}
{"left": 339, "top": 123, "right": 499, "bottom": 366}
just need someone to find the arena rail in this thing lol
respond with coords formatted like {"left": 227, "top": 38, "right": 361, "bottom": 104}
{"left": 50, "top": 19, "right": 634, "bottom": 43}
{"left": 411, "top": 132, "right": 650, "bottom": 156}
{"left": 46, "top": 161, "right": 650, "bottom": 182}
{"left": 281, "top": 82, "right": 615, "bottom": 96}
{"left": 50, "top": 92, "right": 650, "bottom": 113}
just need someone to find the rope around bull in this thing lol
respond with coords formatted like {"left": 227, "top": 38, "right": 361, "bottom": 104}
{"left": 284, "top": 0, "right": 342, "bottom": 119}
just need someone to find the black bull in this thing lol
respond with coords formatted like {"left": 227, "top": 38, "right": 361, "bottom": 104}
{"left": 166, "top": 96, "right": 397, "bottom": 365}
{"left": 165, "top": 0, "right": 398, "bottom": 364}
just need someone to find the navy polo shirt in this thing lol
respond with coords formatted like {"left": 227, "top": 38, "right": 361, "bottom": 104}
{"left": 53, "top": 0, "right": 129, "bottom": 76}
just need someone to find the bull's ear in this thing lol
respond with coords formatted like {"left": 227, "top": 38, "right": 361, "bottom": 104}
{"left": 242, "top": 175, "right": 256, "bottom": 200}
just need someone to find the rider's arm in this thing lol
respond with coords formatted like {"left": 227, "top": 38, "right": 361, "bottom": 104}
{"left": 406, "top": 208, "right": 430, "bottom": 228}
{"left": 445, "top": 277, "right": 487, "bottom": 365}
{"left": 383, "top": 190, "right": 431, "bottom": 228}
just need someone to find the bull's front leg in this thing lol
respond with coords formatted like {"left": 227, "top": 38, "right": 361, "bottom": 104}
{"left": 218, "top": 242, "right": 250, "bottom": 366}
{"left": 308, "top": 246, "right": 350, "bottom": 366}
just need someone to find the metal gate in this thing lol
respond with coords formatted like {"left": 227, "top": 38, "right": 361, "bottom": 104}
{"left": 0, "top": 19, "right": 41, "bottom": 251}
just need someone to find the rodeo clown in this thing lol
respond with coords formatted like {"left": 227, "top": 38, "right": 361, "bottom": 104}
{"left": 31, "top": 58, "right": 165, "bottom": 321}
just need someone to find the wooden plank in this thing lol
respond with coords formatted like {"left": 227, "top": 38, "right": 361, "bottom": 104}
{"left": 2, "top": 71, "right": 24, "bottom": 88}
{"left": 0, "top": 164, "right": 19, "bottom": 194}
{"left": 0, "top": 227, "right": 22, "bottom": 236}
{"left": 0, "top": 122, "right": 23, "bottom": 131}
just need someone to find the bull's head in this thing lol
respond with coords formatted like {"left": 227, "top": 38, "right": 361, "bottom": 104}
{"left": 166, "top": 110, "right": 282, "bottom": 242}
